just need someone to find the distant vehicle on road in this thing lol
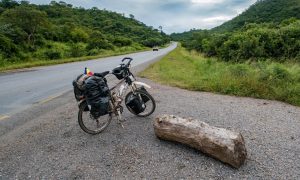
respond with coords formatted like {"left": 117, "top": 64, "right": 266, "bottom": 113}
{"left": 153, "top": 46, "right": 159, "bottom": 51}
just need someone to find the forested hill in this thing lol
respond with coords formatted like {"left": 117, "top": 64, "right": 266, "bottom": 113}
{"left": 213, "top": 0, "right": 300, "bottom": 32}
{"left": 0, "top": 0, "right": 169, "bottom": 66}
{"left": 171, "top": 0, "right": 300, "bottom": 40}
{"left": 170, "top": 0, "right": 300, "bottom": 62}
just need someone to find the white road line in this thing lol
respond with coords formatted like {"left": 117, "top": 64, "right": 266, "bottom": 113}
{"left": 0, "top": 115, "right": 10, "bottom": 121}
{"left": 38, "top": 90, "right": 69, "bottom": 104}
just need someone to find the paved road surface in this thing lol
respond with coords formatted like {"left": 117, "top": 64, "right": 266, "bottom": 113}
{"left": 0, "top": 43, "right": 177, "bottom": 115}
{"left": 0, "top": 77, "right": 299, "bottom": 179}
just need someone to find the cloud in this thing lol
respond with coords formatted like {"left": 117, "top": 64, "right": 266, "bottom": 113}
{"left": 28, "top": 0, "right": 256, "bottom": 33}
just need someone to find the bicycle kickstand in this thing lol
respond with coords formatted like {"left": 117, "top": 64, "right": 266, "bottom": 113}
{"left": 116, "top": 109, "right": 126, "bottom": 128}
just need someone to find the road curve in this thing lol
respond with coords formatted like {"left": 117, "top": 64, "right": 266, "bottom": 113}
{"left": 0, "top": 43, "right": 177, "bottom": 115}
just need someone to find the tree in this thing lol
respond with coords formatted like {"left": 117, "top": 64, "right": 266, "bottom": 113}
{"left": 0, "top": 0, "right": 18, "bottom": 8}
{"left": 129, "top": 14, "right": 134, "bottom": 19}
{"left": 159, "top": 26, "right": 162, "bottom": 34}
{"left": 1, "top": 6, "right": 48, "bottom": 46}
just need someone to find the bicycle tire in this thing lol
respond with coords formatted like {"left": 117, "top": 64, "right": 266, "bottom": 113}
{"left": 78, "top": 102, "right": 112, "bottom": 135}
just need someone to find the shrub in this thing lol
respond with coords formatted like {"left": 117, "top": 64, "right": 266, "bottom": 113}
{"left": 87, "top": 38, "right": 114, "bottom": 50}
{"left": 182, "top": 19, "right": 300, "bottom": 62}
{"left": 0, "top": 33, "right": 18, "bottom": 57}
{"left": 271, "top": 64, "right": 291, "bottom": 81}
{"left": 70, "top": 43, "right": 86, "bottom": 57}
{"left": 229, "top": 64, "right": 250, "bottom": 77}
{"left": 113, "top": 37, "right": 132, "bottom": 47}
{"left": 44, "top": 48, "right": 62, "bottom": 59}
{"left": 70, "top": 28, "right": 89, "bottom": 43}
{"left": 87, "top": 48, "right": 100, "bottom": 56}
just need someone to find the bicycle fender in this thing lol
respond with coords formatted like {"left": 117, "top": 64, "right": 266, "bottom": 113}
{"left": 133, "top": 81, "right": 151, "bottom": 89}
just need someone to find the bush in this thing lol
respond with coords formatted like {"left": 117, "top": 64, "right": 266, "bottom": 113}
{"left": 87, "top": 38, "right": 114, "bottom": 50}
{"left": 70, "top": 28, "right": 89, "bottom": 43}
{"left": 87, "top": 48, "right": 100, "bottom": 56}
{"left": 44, "top": 48, "right": 62, "bottom": 59}
{"left": 0, "top": 33, "right": 18, "bottom": 57}
{"left": 229, "top": 64, "right": 249, "bottom": 77}
{"left": 182, "top": 19, "right": 300, "bottom": 62}
{"left": 142, "top": 38, "right": 163, "bottom": 47}
{"left": 70, "top": 43, "right": 86, "bottom": 57}
{"left": 271, "top": 64, "right": 291, "bottom": 81}
{"left": 34, "top": 42, "right": 70, "bottom": 60}
{"left": 113, "top": 37, "right": 132, "bottom": 47}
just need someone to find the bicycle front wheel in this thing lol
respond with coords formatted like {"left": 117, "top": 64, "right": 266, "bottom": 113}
{"left": 78, "top": 102, "right": 112, "bottom": 135}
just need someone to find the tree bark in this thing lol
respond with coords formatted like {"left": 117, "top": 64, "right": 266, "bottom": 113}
{"left": 153, "top": 115, "right": 247, "bottom": 168}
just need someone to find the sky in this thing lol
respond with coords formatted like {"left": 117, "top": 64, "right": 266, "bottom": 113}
{"left": 29, "top": 0, "right": 257, "bottom": 34}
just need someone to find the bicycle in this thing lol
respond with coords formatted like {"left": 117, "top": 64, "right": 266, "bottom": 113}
{"left": 77, "top": 57, "right": 156, "bottom": 135}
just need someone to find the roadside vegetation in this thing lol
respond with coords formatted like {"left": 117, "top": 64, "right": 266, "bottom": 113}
{"left": 141, "top": 46, "right": 300, "bottom": 106}
{"left": 0, "top": 0, "right": 169, "bottom": 71}
{"left": 159, "top": 0, "right": 300, "bottom": 106}
{"left": 172, "top": 18, "right": 300, "bottom": 63}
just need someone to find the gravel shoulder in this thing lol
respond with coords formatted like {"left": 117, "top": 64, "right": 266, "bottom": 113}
{"left": 0, "top": 77, "right": 300, "bottom": 179}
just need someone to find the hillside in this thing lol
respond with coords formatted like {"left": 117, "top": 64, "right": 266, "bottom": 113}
{"left": 171, "top": 0, "right": 300, "bottom": 40}
{"left": 0, "top": 0, "right": 169, "bottom": 68}
{"left": 170, "top": 0, "right": 300, "bottom": 62}
{"left": 213, "top": 0, "right": 300, "bottom": 32}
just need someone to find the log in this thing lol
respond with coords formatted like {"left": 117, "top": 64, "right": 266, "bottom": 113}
{"left": 153, "top": 115, "right": 247, "bottom": 168}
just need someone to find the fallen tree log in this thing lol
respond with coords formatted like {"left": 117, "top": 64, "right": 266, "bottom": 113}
{"left": 153, "top": 115, "right": 247, "bottom": 168}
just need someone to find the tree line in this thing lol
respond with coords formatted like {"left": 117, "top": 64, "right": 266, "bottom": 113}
{"left": 0, "top": 0, "right": 170, "bottom": 65}
{"left": 171, "top": 0, "right": 300, "bottom": 62}
{"left": 175, "top": 19, "right": 300, "bottom": 62}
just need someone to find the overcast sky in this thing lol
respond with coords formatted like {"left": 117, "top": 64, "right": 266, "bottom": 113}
{"left": 29, "top": 0, "right": 257, "bottom": 33}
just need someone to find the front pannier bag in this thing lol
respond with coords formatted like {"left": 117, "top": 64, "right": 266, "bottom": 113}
{"left": 138, "top": 87, "right": 150, "bottom": 103}
{"left": 126, "top": 94, "right": 146, "bottom": 114}
{"left": 84, "top": 76, "right": 110, "bottom": 118}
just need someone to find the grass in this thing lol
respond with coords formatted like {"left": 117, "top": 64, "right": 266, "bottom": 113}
{"left": 140, "top": 45, "right": 300, "bottom": 106}
{"left": 0, "top": 47, "right": 150, "bottom": 72}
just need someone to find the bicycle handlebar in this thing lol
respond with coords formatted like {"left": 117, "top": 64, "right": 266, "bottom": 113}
{"left": 121, "top": 57, "right": 133, "bottom": 67}
{"left": 122, "top": 57, "right": 133, "bottom": 62}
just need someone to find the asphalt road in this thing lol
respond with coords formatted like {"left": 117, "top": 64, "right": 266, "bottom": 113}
{"left": 0, "top": 43, "right": 177, "bottom": 116}
{"left": 0, "top": 77, "right": 299, "bottom": 179}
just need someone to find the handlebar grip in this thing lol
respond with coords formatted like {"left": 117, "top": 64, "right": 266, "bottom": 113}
{"left": 122, "top": 57, "right": 133, "bottom": 62}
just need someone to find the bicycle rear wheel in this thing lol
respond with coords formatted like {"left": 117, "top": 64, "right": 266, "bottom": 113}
{"left": 78, "top": 102, "right": 112, "bottom": 135}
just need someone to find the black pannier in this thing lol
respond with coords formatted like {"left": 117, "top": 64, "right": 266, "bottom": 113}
{"left": 126, "top": 94, "right": 146, "bottom": 114}
{"left": 72, "top": 74, "right": 89, "bottom": 101}
{"left": 138, "top": 86, "right": 150, "bottom": 103}
{"left": 84, "top": 76, "right": 110, "bottom": 118}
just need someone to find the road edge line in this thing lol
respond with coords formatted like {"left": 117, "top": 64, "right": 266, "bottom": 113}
{"left": 38, "top": 90, "right": 69, "bottom": 105}
{"left": 0, "top": 115, "right": 10, "bottom": 121}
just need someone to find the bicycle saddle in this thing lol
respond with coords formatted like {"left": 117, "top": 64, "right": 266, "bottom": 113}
{"left": 94, "top": 71, "right": 110, "bottom": 78}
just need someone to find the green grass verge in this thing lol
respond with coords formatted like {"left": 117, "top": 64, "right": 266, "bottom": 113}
{"left": 0, "top": 47, "right": 150, "bottom": 72}
{"left": 140, "top": 45, "right": 300, "bottom": 106}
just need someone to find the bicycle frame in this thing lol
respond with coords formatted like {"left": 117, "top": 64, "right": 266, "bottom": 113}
{"left": 108, "top": 75, "right": 152, "bottom": 122}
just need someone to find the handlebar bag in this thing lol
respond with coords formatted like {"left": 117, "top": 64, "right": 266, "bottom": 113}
{"left": 84, "top": 76, "right": 110, "bottom": 118}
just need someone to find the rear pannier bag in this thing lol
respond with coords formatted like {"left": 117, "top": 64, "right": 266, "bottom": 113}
{"left": 126, "top": 94, "right": 146, "bottom": 114}
{"left": 84, "top": 76, "right": 110, "bottom": 118}
{"left": 72, "top": 74, "right": 90, "bottom": 101}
